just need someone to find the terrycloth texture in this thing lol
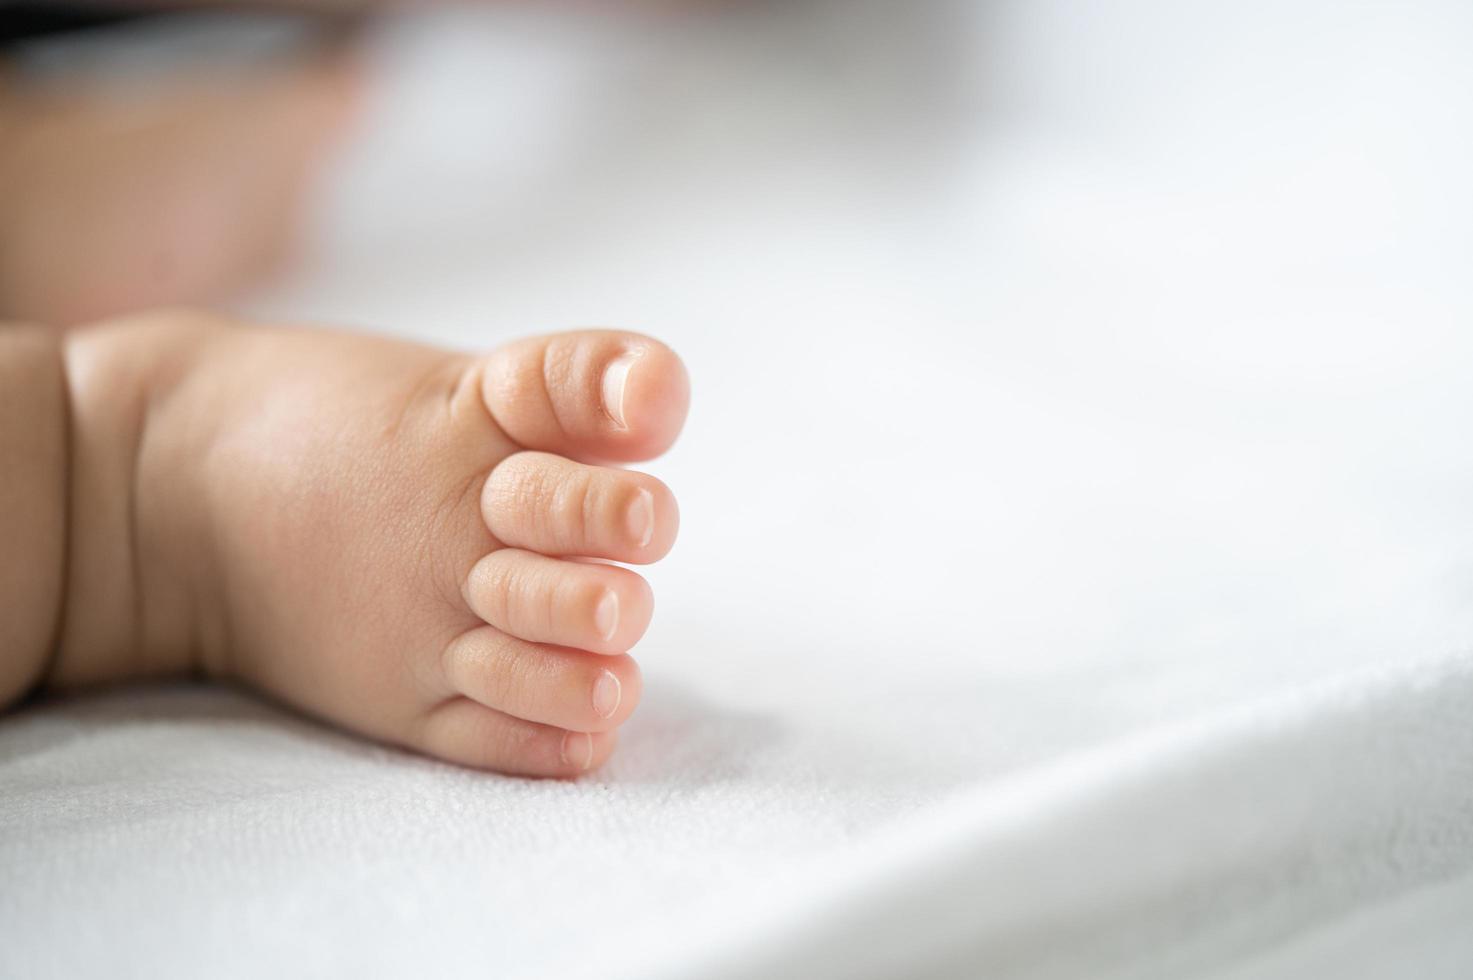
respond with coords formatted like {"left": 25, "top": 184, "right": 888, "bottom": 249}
{"left": 4, "top": 659, "right": 1473, "bottom": 980}
{"left": 4, "top": 2, "right": 1473, "bottom": 977}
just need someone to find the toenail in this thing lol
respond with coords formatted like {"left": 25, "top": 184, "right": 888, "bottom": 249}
{"left": 561, "top": 731, "right": 594, "bottom": 770}
{"left": 592, "top": 670, "right": 621, "bottom": 719}
{"left": 626, "top": 489, "right": 655, "bottom": 549}
{"left": 600, "top": 350, "right": 642, "bottom": 430}
{"left": 594, "top": 590, "right": 619, "bottom": 642}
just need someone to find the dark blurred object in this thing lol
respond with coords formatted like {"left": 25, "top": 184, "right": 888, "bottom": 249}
{"left": 1, "top": 4, "right": 161, "bottom": 45}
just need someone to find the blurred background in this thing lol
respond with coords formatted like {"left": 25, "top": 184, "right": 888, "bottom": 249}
{"left": 4, "top": 2, "right": 1473, "bottom": 977}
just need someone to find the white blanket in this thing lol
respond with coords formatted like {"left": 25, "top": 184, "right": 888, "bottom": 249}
{"left": 4, "top": 2, "right": 1473, "bottom": 977}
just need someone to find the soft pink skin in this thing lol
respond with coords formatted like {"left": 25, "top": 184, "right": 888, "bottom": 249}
{"left": 48, "top": 312, "right": 690, "bottom": 777}
{"left": 0, "top": 51, "right": 360, "bottom": 327}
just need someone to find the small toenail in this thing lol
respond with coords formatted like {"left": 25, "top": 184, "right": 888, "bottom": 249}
{"left": 626, "top": 489, "right": 655, "bottom": 549}
{"left": 561, "top": 731, "right": 594, "bottom": 770}
{"left": 594, "top": 590, "right": 619, "bottom": 642}
{"left": 592, "top": 670, "right": 622, "bottom": 719}
{"left": 600, "top": 350, "right": 641, "bottom": 430}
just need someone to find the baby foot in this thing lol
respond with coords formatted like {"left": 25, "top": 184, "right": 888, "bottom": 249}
{"left": 0, "top": 50, "right": 358, "bottom": 325}
{"left": 57, "top": 312, "right": 690, "bottom": 777}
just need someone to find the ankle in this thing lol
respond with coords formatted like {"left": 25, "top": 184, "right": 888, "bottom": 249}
{"left": 0, "top": 323, "right": 68, "bottom": 709}
{"left": 48, "top": 311, "right": 227, "bottom": 691}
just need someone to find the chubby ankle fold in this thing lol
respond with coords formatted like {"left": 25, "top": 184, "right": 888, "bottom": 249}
{"left": 0, "top": 323, "right": 68, "bottom": 709}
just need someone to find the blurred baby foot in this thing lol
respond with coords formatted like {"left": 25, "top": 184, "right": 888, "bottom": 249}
{"left": 0, "top": 42, "right": 360, "bottom": 325}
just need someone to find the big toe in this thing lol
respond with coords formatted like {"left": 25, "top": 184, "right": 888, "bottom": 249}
{"left": 480, "top": 330, "right": 690, "bottom": 463}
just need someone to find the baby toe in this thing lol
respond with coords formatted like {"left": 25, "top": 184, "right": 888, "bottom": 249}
{"left": 465, "top": 548, "right": 653, "bottom": 655}
{"left": 417, "top": 698, "right": 619, "bottom": 778}
{"left": 482, "top": 451, "right": 678, "bottom": 563}
{"left": 441, "top": 625, "right": 642, "bottom": 734}
{"left": 480, "top": 330, "right": 690, "bottom": 463}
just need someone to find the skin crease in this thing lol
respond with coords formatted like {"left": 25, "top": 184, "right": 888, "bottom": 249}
{"left": 2, "top": 310, "right": 689, "bottom": 778}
